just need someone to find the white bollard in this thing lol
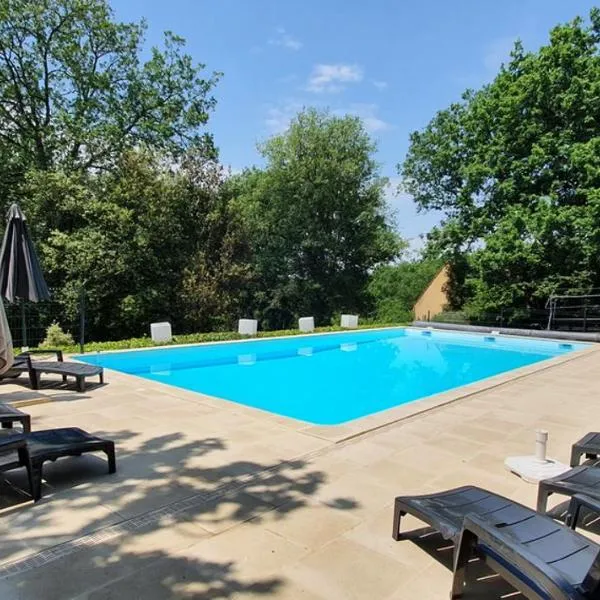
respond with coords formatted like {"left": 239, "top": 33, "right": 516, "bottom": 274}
{"left": 298, "top": 317, "right": 315, "bottom": 332}
{"left": 340, "top": 314, "right": 358, "bottom": 328}
{"left": 238, "top": 319, "right": 258, "bottom": 336}
{"left": 535, "top": 429, "right": 548, "bottom": 463}
{"left": 150, "top": 322, "right": 172, "bottom": 343}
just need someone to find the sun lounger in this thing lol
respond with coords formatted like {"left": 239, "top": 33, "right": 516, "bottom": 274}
{"left": 571, "top": 432, "right": 600, "bottom": 467}
{"left": 393, "top": 485, "right": 600, "bottom": 599}
{"left": 0, "top": 349, "right": 103, "bottom": 392}
{"left": 0, "top": 427, "right": 116, "bottom": 501}
{"left": 0, "top": 402, "right": 30, "bottom": 432}
{"left": 537, "top": 465, "right": 600, "bottom": 515}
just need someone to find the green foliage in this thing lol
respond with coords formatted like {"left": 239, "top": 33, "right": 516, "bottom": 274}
{"left": 0, "top": 4, "right": 402, "bottom": 343}
{"left": 0, "top": 0, "right": 219, "bottom": 183}
{"left": 40, "top": 321, "right": 75, "bottom": 347}
{"left": 401, "top": 9, "right": 600, "bottom": 315}
{"left": 25, "top": 150, "right": 252, "bottom": 340}
{"left": 233, "top": 109, "right": 403, "bottom": 329}
{"left": 368, "top": 259, "right": 443, "bottom": 322}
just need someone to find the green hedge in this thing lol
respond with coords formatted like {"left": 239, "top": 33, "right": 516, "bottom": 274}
{"left": 43, "top": 322, "right": 407, "bottom": 355}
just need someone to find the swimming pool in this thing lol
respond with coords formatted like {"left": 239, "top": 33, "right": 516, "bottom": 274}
{"left": 75, "top": 328, "right": 585, "bottom": 425}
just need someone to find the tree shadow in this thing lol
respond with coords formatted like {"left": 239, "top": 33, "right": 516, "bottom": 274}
{"left": 0, "top": 426, "right": 360, "bottom": 599}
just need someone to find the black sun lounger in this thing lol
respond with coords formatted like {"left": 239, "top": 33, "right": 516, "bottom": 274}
{"left": 571, "top": 432, "right": 600, "bottom": 467}
{"left": 0, "top": 402, "right": 31, "bottom": 432}
{"left": 0, "top": 427, "right": 116, "bottom": 501}
{"left": 1, "top": 349, "right": 103, "bottom": 392}
{"left": 537, "top": 465, "right": 600, "bottom": 515}
{"left": 393, "top": 485, "right": 600, "bottom": 599}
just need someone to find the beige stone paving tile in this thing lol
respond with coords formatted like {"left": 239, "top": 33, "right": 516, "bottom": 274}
{"left": 281, "top": 537, "right": 411, "bottom": 600}
{"left": 0, "top": 492, "right": 121, "bottom": 563}
{"left": 390, "top": 443, "right": 462, "bottom": 474}
{"left": 231, "top": 578, "right": 325, "bottom": 599}
{"left": 96, "top": 478, "right": 202, "bottom": 520}
{"left": 433, "top": 434, "right": 487, "bottom": 459}
{"left": 358, "top": 457, "right": 433, "bottom": 493}
{"left": 0, "top": 540, "right": 160, "bottom": 600}
{"left": 185, "top": 521, "right": 310, "bottom": 576}
{"left": 264, "top": 431, "right": 331, "bottom": 457}
{"left": 303, "top": 454, "right": 362, "bottom": 482}
{"left": 366, "top": 428, "right": 424, "bottom": 451}
{"left": 259, "top": 498, "right": 361, "bottom": 549}
{"left": 183, "top": 492, "right": 279, "bottom": 535}
{"left": 118, "top": 516, "right": 213, "bottom": 555}
{"left": 465, "top": 451, "right": 511, "bottom": 474}
{"left": 446, "top": 422, "right": 509, "bottom": 444}
{"left": 333, "top": 439, "right": 395, "bottom": 466}
{"left": 343, "top": 502, "right": 439, "bottom": 568}
{"left": 429, "top": 465, "right": 524, "bottom": 498}
{"left": 310, "top": 470, "right": 401, "bottom": 519}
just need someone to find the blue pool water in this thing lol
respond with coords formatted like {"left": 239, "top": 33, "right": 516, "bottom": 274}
{"left": 75, "top": 328, "right": 585, "bottom": 425}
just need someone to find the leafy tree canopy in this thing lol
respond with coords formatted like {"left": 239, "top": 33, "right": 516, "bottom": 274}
{"left": 368, "top": 259, "right": 443, "bottom": 323}
{"left": 232, "top": 109, "right": 403, "bottom": 329}
{"left": 0, "top": 0, "right": 219, "bottom": 181}
{"left": 401, "top": 9, "right": 600, "bottom": 314}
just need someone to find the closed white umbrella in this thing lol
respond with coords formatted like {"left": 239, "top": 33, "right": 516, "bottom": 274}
{"left": 0, "top": 301, "right": 14, "bottom": 375}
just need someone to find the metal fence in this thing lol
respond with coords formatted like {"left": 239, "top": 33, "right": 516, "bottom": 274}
{"left": 432, "top": 303, "right": 600, "bottom": 333}
{"left": 3, "top": 299, "right": 83, "bottom": 350}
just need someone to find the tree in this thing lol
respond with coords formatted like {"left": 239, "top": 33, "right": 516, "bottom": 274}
{"left": 368, "top": 259, "right": 442, "bottom": 322}
{"left": 401, "top": 10, "right": 600, "bottom": 314}
{"left": 234, "top": 109, "right": 402, "bottom": 329}
{"left": 0, "top": 0, "right": 219, "bottom": 181}
{"left": 29, "top": 151, "right": 252, "bottom": 340}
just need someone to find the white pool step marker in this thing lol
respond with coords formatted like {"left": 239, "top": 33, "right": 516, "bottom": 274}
{"left": 238, "top": 353, "right": 256, "bottom": 366}
{"left": 504, "top": 430, "right": 570, "bottom": 483}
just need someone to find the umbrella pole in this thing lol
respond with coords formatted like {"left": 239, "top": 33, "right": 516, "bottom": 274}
{"left": 20, "top": 300, "right": 27, "bottom": 349}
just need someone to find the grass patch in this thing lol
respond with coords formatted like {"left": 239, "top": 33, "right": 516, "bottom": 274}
{"left": 44, "top": 322, "right": 408, "bottom": 355}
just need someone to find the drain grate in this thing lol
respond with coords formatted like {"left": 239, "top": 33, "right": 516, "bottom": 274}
{"left": 0, "top": 452, "right": 326, "bottom": 580}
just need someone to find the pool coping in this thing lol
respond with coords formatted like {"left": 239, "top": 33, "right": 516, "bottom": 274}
{"left": 68, "top": 326, "right": 600, "bottom": 444}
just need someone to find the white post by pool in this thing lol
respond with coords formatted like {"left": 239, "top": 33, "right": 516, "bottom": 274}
{"left": 238, "top": 319, "right": 258, "bottom": 336}
{"left": 150, "top": 322, "right": 172, "bottom": 343}
{"left": 535, "top": 429, "right": 548, "bottom": 463}
{"left": 340, "top": 314, "right": 358, "bottom": 328}
{"left": 298, "top": 317, "right": 315, "bottom": 332}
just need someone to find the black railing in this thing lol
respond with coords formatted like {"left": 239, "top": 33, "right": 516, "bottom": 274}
{"left": 3, "top": 293, "right": 85, "bottom": 350}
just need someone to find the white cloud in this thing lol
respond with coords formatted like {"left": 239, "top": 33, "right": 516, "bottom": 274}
{"left": 372, "top": 80, "right": 388, "bottom": 90}
{"left": 264, "top": 101, "right": 303, "bottom": 134}
{"left": 269, "top": 27, "right": 303, "bottom": 51}
{"left": 306, "top": 64, "right": 363, "bottom": 93}
{"left": 483, "top": 37, "right": 517, "bottom": 72}
{"left": 333, "top": 104, "right": 392, "bottom": 133}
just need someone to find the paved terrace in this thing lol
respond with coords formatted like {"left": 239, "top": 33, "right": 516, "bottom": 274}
{"left": 0, "top": 344, "right": 598, "bottom": 599}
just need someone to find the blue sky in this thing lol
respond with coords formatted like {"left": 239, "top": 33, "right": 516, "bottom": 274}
{"left": 111, "top": 0, "right": 597, "bottom": 248}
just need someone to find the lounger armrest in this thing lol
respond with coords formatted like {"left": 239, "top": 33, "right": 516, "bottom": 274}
{"left": 459, "top": 514, "right": 577, "bottom": 600}
{"left": 22, "top": 349, "right": 63, "bottom": 361}
{"left": 566, "top": 494, "right": 600, "bottom": 529}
